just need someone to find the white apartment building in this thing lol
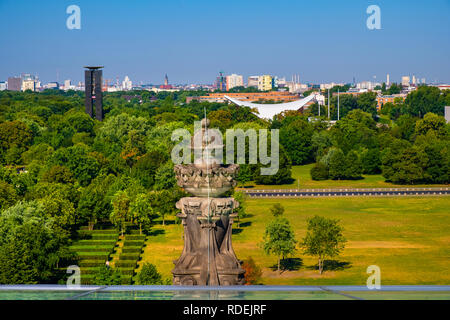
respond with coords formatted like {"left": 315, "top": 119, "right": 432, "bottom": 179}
{"left": 226, "top": 74, "right": 244, "bottom": 90}
{"left": 122, "top": 76, "right": 132, "bottom": 91}
{"left": 401, "top": 76, "right": 410, "bottom": 87}
{"left": 247, "top": 76, "right": 259, "bottom": 88}
{"left": 356, "top": 81, "right": 380, "bottom": 90}
{"left": 320, "top": 82, "right": 345, "bottom": 90}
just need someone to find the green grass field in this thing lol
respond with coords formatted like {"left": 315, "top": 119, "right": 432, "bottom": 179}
{"left": 138, "top": 196, "right": 450, "bottom": 286}
{"left": 238, "top": 164, "right": 450, "bottom": 189}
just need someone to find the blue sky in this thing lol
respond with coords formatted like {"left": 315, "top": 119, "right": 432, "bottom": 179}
{"left": 0, "top": 0, "right": 449, "bottom": 84}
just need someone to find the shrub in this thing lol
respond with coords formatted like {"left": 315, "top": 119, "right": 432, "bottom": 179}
{"left": 310, "top": 162, "right": 329, "bottom": 180}
{"left": 137, "top": 263, "right": 163, "bottom": 285}
{"left": 270, "top": 203, "right": 284, "bottom": 217}
{"left": 92, "top": 266, "right": 123, "bottom": 285}
{"left": 242, "top": 257, "right": 262, "bottom": 285}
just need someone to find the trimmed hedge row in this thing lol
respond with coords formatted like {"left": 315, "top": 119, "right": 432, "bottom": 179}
{"left": 117, "top": 268, "right": 135, "bottom": 276}
{"left": 70, "top": 247, "right": 112, "bottom": 252}
{"left": 123, "top": 240, "right": 144, "bottom": 246}
{"left": 78, "top": 267, "right": 135, "bottom": 277}
{"left": 78, "top": 234, "right": 118, "bottom": 240}
{"left": 119, "top": 253, "right": 140, "bottom": 261}
{"left": 115, "top": 260, "right": 137, "bottom": 268}
{"left": 127, "top": 229, "right": 141, "bottom": 235}
{"left": 124, "top": 235, "right": 146, "bottom": 240}
{"left": 79, "top": 229, "right": 118, "bottom": 234}
{"left": 72, "top": 240, "right": 117, "bottom": 246}
{"left": 80, "top": 267, "right": 102, "bottom": 275}
{"left": 78, "top": 259, "right": 110, "bottom": 267}
{"left": 77, "top": 255, "right": 109, "bottom": 261}
{"left": 121, "top": 247, "right": 142, "bottom": 253}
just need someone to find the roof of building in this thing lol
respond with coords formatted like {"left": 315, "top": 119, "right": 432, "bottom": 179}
{"left": 224, "top": 94, "right": 317, "bottom": 119}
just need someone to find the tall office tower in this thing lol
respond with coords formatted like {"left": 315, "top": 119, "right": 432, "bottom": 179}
{"left": 84, "top": 66, "right": 104, "bottom": 121}
{"left": 7, "top": 77, "right": 22, "bottom": 91}
{"left": 386, "top": 74, "right": 390, "bottom": 86}
{"left": 412, "top": 75, "right": 416, "bottom": 85}
{"left": 215, "top": 71, "right": 226, "bottom": 91}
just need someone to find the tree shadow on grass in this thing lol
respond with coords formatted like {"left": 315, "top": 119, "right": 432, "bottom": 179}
{"left": 239, "top": 221, "right": 252, "bottom": 228}
{"left": 269, "top": 258, "right": 303, "bottom": 273}
{"left": 307, "top": 260, "right": 352, "bottom": 272}
{"left": 148, "top": 229, "right": 165, "bottom": 237}
{"left": 232, "top": 228, "right": 243, "bottom": 235}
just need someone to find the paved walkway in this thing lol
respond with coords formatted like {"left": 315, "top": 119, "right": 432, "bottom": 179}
{"left": 244, "top": 187, "right": 450, "bottom": 198}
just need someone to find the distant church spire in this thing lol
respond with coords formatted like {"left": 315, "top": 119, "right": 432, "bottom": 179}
{"left": 164, "top": 74, "right": 169, "bottom": 86}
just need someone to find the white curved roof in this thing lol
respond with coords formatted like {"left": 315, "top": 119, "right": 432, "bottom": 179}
{"left": 224, "top": 94, "right": 316, "bottom": 119}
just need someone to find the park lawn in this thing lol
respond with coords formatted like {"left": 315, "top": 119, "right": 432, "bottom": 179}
{"left": 237, "top": 164, "right": 450, "bottom": 190}
{"left": 138, "top": 196, "right": 450, "bottom": 285}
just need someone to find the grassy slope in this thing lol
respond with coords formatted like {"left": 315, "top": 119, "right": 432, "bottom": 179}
{"left": 139, "top": 196, "right": 450, "bottom": 285}
{"left": 238, "top": 164, "right": 450, "bottom": 189}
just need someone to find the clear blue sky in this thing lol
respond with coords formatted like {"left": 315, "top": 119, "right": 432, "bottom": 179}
{"left": 0, "top": 0, "right": 449, "bottom": 85}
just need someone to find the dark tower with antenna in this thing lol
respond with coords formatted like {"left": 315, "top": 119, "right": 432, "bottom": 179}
{"left": 84, "top": 66, "right": 104, "bottom": 121}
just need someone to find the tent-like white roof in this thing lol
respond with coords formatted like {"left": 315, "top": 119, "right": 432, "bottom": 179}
{"left": 224, "top": 94, "right": 316, "bottom": 119}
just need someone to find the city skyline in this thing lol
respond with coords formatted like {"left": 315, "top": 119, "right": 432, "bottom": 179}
{"left": 1, "top": 0, "right": 449, "bottom": 84}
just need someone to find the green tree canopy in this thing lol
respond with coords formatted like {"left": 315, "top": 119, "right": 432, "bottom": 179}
{"left": 301, "top": 215, "right": 346, "bottom": 274}
{"left": 261, "top": 217, "right": 297, "bottom": 272}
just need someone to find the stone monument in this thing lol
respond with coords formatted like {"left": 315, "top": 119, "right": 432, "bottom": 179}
{"left": 172, "top": 118, "right": 245, "bottom": 285}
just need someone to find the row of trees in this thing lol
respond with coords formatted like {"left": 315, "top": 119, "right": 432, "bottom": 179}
{"left": 308, "top": 109, "right": 449, "bottom": 184}
{"left": 262, "top": 204, "right": 346, "bottom": 275}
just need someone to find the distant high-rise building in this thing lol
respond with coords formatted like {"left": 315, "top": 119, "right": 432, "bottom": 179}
{"left": 386, "top": 74, "right": 390, "bottom": 86}
{"left": 401, "top": 76, "right": 410, "bottom": 87}
{"left": 421, "top": 78, "right": 426, "bottom": 84}
{"left": 258, "top": 75, "right": 273, "bottom": 91}
{"left": 122, "top": 76, "right": 132, "bottom": 91}
{"left": 64, "top": 79, "right": 72, "bottom": 90}
{"left": 20, "top": 74, "right": 39, "bottom": 91}
{"left": 412, "top": 75, "right": 416, "bottom": 85}
{"left": 0, "top": 81, "right": 7, "bottom": 91}
{"left": 22, "top": 79, "right": 36, "bottom": 91}
{"left": 215, "top": 71, "right": 226, "bottom": 91}
{"left": 84, "top": 66, "right": 103, "bottom": 121}
{"left": 7, "top": 77, "right": 22, "bottom": 91}
{"left": 247, "top": 76, "right": 259, "bottom": 88}
{"left": 226, "top": 74, "right": 243, "bottom": 91}
{"left": 274, "top": 77, "right": 287, "bottom": 88}
{"left": 46, "top": 82, "right": 59, "bottom": 89}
